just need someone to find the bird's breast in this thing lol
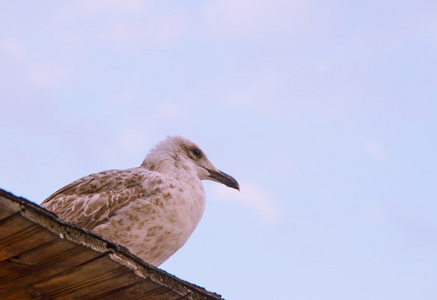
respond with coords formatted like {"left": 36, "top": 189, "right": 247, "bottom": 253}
{"left": 155, "top": 177, "right": 206, "bottom": 232}
{"left": 93, "top": 175, "right": 206, "bottom": 266}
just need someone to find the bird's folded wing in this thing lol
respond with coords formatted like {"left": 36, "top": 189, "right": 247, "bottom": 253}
{"left": 41, "top": 169, "right": 150, "bottom": 230}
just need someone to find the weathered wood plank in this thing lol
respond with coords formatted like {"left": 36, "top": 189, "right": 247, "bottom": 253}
{"left": 0, "top": 189, "right": 224, "bottom": 300}
{"left": 0, "top": 219, "right": 58, "bottom": 261}
{"left": 0, "top": 213, "right": 34, "bottom": 239}
{"left": 0, "top": 240, "right": 103, "bottom": 291}
{"left": 6, "top": 237, "right": 78, "bottom": 266}
{"left": 97, "top": 280, "right": 182, "bottom": 300}
{"left": 0, "top": 260, "right": 28, "bottom": 281}
{"left": 0, "top": 208, "right": 14, "bottom": 221}
{"left": 0, "top": 238, "right": 77, "bottom": 281}
{"left": 0, "top": 288, "right": 35, "bottom": 300}
{"left": 27, "top": 255, "right": 139, "bottom": 297}
{"left": 69, "top": 268, "right": 148, "bottom": 299}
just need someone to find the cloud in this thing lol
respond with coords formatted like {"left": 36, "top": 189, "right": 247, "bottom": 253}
{"left": 203, "top": 0, "right": 269, "bottom": 29}
{"left": 153, "top": 102, "right": 187, "bottom": 121}
{"left": 369, "top": 203, "right": 385, "bottom": 217}
{"left": 212, "top": 181, "right": 282, "bottom": 223}
{"left": 386, "top": 200, "right": 437, "bottom": 250}
{"left": 103, "top": 15, "right": 186, "bottom": 45}
{"left": 201, "top": 0, "right": 314, "bottom": 38}
{"left": 82, "top": 0, "right": 147, "bottom": 13}
{"left": 115, "top": 102, "right": 187, "bottom": 155}
{"left": 55, "top": 0, "right": 148, "bottom": 23}
{"left": 219, "top": 73, "right": 282, "bottom": 114}
{"left": 53, "top": 1, "right": 186, "bottom": 47}
{"left": 118, "top": 130, "right": 150, "bottom": 154}
{"left": 28, "top": 61, "right": 74, "bottom": 88}
{"left": 1, "top": 39, "right": 25, "bottom": 60}
{"left": 365, "top": 140, "right": 387, "bottom": 162}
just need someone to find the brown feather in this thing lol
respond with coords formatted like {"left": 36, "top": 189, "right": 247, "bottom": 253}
{"left": 41, "top": 168, "right": 147, "bottom": 230}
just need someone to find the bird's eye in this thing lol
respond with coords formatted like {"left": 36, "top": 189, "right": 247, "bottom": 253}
{"left": 192, "top": 148, "right": 202, "bottom": 158}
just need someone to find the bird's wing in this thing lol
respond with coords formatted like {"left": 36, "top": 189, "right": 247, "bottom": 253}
{"left": 41, "top": 168, "right": 157, "bottom": 230}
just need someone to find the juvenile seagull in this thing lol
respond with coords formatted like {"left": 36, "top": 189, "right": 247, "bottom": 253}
{"left": 41, "top": 136, "right": 239, "bottom": 266}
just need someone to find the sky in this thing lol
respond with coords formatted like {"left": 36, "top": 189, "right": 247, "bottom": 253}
{"left": 1, "top": 1, "right": 437, "bottom": 299}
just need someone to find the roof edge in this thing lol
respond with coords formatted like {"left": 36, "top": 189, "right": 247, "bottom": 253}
{"left": 0, "top": 188, "right": 223, "bottom": 300}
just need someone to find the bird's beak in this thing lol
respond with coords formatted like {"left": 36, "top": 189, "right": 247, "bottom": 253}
{"left": 207, "top": 169, "right": 240, "bottom": 191}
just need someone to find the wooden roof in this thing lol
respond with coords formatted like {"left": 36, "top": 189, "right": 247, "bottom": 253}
{"left": 0, "top": 189, "right": 224, "bottom": 300}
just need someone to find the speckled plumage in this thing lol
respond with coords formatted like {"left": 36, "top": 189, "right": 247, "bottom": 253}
{"left": 41, "top": 136, "right": 239, "bottom": 266}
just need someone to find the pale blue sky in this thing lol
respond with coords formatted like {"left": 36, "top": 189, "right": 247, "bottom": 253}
{"left": 1, "top": 1, "right": 437, "bottom": 299}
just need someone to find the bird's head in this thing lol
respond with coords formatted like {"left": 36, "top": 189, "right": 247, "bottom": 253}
{"left": 142, "top": 136, "right": 240, "bottom": 190}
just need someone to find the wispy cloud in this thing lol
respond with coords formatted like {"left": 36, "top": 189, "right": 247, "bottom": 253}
{"left": 28, "top": 61, "right": 74, "bottom": 88}
{"left": 369, "top": 203, "right": 386, "bottom": 217}
{"left": 374, "top": 200, "right": 437, "bottom": 250}
{"left": 365, "top": 140, "right": 388, "bottom": 162}
{"left": 212, "top": 181, "right": 282, "bottom": 223}
{"left": 54, "top": 1, "right": 186, "bottom": 47}
{"left": 219, "top": 73, "right": 282, "bottom": 114}
{"left": 202, "top": 0, "right": 314, "bottom": 38}
{"left": 55, "top": 0, "right": 148, "bottom": 23}
{"left": 115, "top": 102, "right": 187, "bottom": 155}
{"left": 1, "top": 39, "right": 25, "bottom": 60}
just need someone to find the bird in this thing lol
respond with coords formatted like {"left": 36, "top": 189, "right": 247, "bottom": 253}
{"left": 41, "top": 136, "right": 239, "bottom": 266}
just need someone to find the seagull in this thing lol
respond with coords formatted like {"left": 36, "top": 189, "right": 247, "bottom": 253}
{"left": 41, "top": 136, "right": 239, "bottom": 266}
